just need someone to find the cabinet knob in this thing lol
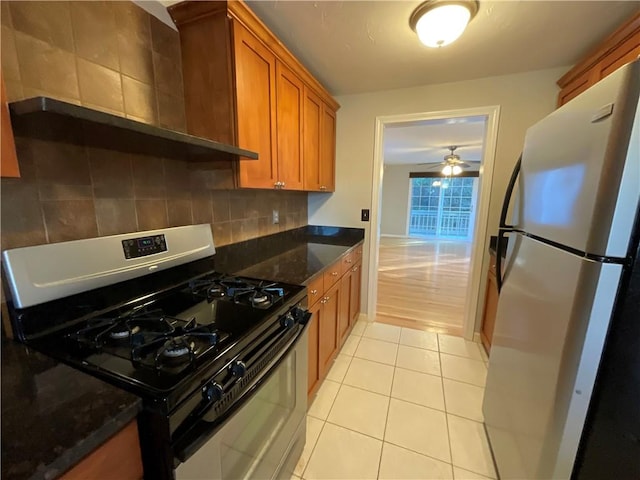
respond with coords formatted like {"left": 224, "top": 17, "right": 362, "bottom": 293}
{"left": 352, "top": 266, "right": 358, "bottom": 272}
{"left": 320, "top": 299, "right": 327, "bottom": 304}
{"left": 310, "top": 289, "right": 318, "bottom": 295}
{"left": 281, "top": 182, "right": 285, "bottom": 188}
{"left": 320, "top": 186, "right": 327, "bottom": 191}
{"left": 274, "top": 181, "right": 281, "bottom": 189}
{"left": 346, "top": 259, "right": 352, "bottom": 263}
{"left": 331, "top": 271, "right": 338, "bottom": 276}
{"left": 323, "top": 296, "right": 330, "bottom": 301}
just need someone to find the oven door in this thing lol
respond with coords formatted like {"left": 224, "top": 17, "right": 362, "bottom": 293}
{"left": 175, "top": 326, "right": 308, "bottom": 480}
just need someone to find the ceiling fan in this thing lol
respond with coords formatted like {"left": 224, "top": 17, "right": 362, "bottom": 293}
{"left": 419, "top": 146, "right": 481, "bottom": 175}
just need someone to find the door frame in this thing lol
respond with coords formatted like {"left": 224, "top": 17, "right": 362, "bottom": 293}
{"left": 368, "top": 105, "right": 500, "bottom": 340}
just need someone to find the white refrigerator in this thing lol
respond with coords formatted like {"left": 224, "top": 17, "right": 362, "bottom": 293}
{"left": 483, "top": 58, "right": 640, "bottom": 479}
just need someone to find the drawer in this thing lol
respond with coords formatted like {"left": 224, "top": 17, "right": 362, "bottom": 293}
{"left": 323, "top": 260, "right": 342, "bottom": 290}
{"left": 340, "top": 251, "right": 355, "bottom": 276}
{"left": 307, "top": 275, "right": 324, "bottom": 306}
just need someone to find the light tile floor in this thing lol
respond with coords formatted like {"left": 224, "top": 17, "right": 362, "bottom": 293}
{"left": 294, "top": 320, "right": 495, "bottom": 480}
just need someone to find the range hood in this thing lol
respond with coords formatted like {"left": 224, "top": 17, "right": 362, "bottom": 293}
{"left": 9, "top": 97, "right": 258, "bottom": 162}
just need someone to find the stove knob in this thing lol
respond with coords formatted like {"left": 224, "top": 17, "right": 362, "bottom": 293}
{"left": 281, "top": 312, "right": 295, "bottom": 329}
{"left": 293, "top": 307, "right": 312, "bottom": 325}
{"left": 231, "top": 360, "right": 247, "bottom": 378}
{"left": 202, "top": 382, "right": 223, "bottom": 402}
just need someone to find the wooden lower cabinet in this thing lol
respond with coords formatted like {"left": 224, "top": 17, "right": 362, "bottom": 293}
{"left": 480, "top": 253, "right": 499, "bottom": 353}
{"left": 318, "top": 282, "right": 339, "bottom": 379}
{"left": 60, "top": 420, "right": 143, "bottom": 480}
{"left": 338, "top": 270, "right": 353, "bottom": 347}
{"left": 307, "top": 301, "right": 321, "bottom": 396}
{"left": 306, "top": 243, "right": 363, "bottom": 402}
{"left": 350, "top": 262, "right": 362, "bottom": 327}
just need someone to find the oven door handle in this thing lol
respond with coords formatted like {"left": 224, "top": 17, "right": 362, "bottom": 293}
{"left": 172, "top": 320, "right": 308, "bottom": 463}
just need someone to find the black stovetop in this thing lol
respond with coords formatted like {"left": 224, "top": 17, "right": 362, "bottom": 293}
{"left": 15, "top": 266, "right": 306, "bottom": 410}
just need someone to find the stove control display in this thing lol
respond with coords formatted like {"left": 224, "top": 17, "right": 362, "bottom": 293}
{"left": 122, "top": 234, "right": 167, "bottom": 259}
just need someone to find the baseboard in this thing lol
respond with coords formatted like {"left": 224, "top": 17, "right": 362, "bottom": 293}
{"left": 380, "top": 234, "right": 410, "bottom": 238}
{"left": 473, "top": 332, "right": 482, "bottom": 343}
{"left": 357, "top": 313, "right": 369, "bottom": 323}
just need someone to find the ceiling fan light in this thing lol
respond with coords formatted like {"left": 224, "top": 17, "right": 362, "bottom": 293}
{"left": 452, "top": 165, "right": 463, "bottom": 175}
{"left": 442, "top": 165, "right": 453, "bottom": 176}
{"left": 410, "top": 1, "right": 478, "bottom": 48}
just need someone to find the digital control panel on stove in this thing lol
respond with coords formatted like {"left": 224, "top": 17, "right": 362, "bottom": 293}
{"left": 122, "top": 234, "right": 167, "bottom": 259}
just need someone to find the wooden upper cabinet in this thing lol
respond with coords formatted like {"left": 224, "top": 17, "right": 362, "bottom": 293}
{"left": 169, "top": 0, "right": 339, "bottom": 192}
{"left": 233, "top": 20, "right": 278, "bottom": 189}
{"left": 557, "top": 12, "right": 640, "bottom": 107}
{"left": 303, "top": 86, "right": 322, "bottom": 191}
{"left": 275, "top": 61, "right": 304, "bottom": 190}
{"left": 320, "top": 104, "right": 336, "bottom": 192}
{"left": 1, "top": 72, "right": 20, "bottom": 178}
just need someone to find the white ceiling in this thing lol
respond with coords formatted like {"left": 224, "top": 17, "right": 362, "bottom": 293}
{"left": 245, "top": 1, "right": 639, "bottom": 95}
{"left": 384, "top": 116, "right": 486, "bottom": 169}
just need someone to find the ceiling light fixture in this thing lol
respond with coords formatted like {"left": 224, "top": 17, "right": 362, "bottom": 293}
{"left": 442, "top": 164, "right": 453, "bottom": 176}
{"left": 452, "top": 165, "right": 463, "bottom": 175}
{"left": 409, "top": 0, "right": 479, "bottom": 48}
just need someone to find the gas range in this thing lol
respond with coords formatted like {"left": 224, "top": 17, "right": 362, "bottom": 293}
{"left": 3, "top": 225, "right": 310, "bottom": 479}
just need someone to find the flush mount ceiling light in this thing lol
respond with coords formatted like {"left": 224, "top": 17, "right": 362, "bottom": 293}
{"left": 410, "top": 0, "right": 479, "bottom": 48}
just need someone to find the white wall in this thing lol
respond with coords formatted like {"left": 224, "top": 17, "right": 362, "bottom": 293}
{"left": 308, "top": 66, "right": 567, "bottom": 316}
{"left": 380, "top": 165, "right": 420, "bottom": 236}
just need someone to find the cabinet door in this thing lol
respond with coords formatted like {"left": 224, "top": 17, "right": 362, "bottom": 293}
{"left": 338, "top": 271, "right": 352, "bottom": 347}
{"left": 307, "top": 301, "right": 321, "bottom": 398}
{"left": 319, "top": 103, "right": 336, "bottom": 192}
{"left": 350, "top": 262, "right": 362, "bottom": 327}
{"left": 303, "top": 86, "right": 322, "bottom": 191}
{"left": 318, "top": 282, "right": 339, "bottom": 379}
{"left": 1, "top": 72, "right": 19, "bottom": 178}
{"left": 276, "top": 61, "right": 304, "bottom": 190}
{"left": 557, "top": 69, "right": 594, "bottom": 107}
{"left": 60, "top": 421, "right": 143, "bottom": 480}
{"left": 598, "top": 32, "right": 640, "bottom": 79}
{"left": 233, "top": 21, "right": 278, "bottom": 189}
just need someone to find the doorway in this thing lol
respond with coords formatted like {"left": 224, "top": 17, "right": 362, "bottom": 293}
{"left": 368, "top": 106, "right": 500, "bottom": 340}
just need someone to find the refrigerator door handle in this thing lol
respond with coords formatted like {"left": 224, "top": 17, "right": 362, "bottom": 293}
{"left": 499, "top": 154, "right": 522, "bottom": 229}
{"left": 496, "top": 154, "right": 521, "bottom": 293}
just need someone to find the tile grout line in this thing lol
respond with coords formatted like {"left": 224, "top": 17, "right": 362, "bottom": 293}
{"left": 377, "top": 335, "right": 400, "bottom": 480}
{"left": 302, "top": 353, "right": 353, "bottom": 479}
{"left": 299, "top": 416, "right": 326, "bottom": 480}
{"left": 319, "top": 417, "right": 455, "bottom": 471}
{"left": 438, "top": 335, "right": 456, "bottom": 479}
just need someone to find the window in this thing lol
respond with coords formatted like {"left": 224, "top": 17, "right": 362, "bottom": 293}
{"left": 408, "top": 177, "right": 477, "bottom": 238}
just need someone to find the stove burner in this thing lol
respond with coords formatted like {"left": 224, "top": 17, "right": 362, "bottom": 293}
{"left": 252, "top": 293, "right": 269, "bottom": 305}
{"left": 110, "top": 325, "right": 141, "bottom": 339}
{"left": 161, "top": 342, "right": 192, "bottom": 358}
{"left": 189, "top": 276, "right": 286, "bottom": 309}
{"left": 208, "top": 286, "right": 226, "bottom": 298}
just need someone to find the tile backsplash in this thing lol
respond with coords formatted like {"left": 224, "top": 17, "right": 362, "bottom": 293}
{"left": 0, "top": 0, "right": 309, "bottom": 254}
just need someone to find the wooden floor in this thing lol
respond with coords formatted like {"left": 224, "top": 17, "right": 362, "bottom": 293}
{"left": 375, "top": 237, "right": 472, "bottom": 336}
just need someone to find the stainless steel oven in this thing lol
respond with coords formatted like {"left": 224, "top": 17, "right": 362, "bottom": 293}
{"left": 175, "top": 326, "right": 308, "bottom": 480}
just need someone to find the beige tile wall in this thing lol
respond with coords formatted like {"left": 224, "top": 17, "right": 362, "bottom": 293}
{"left": 0, "top": 1, "right": 308, "bottom": 253}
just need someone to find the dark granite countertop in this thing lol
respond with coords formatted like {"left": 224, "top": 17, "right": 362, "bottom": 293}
{"left": 238, "top": 242, "right": 354, "bottom": 285}
{"left": 216, "top": 225, "right": 365, "bottom": 285}
{"left": 1, "top": 339, "right": 141, "bottom": 480}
